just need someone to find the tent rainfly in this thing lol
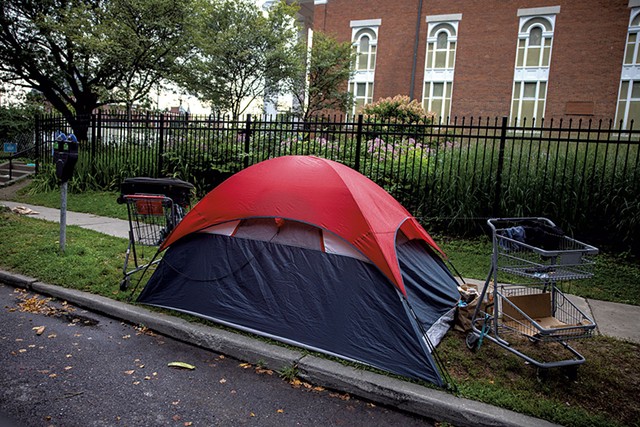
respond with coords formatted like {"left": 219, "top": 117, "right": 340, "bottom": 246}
{"left": 137, "top": 156, "right": 460, "bottom": 385}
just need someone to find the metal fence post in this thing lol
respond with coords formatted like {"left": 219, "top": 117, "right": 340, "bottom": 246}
{"left": 355, "top": 114, "right": 364, "bottom": 172}
{"left": 493, "top": 116, "right": 508, "bottom": 216}
{"left": 244, "top": 114, "right": 252, "bottom": 169}
{"left": 90, "top": 113, "right": 97, "bottom": 177}
{"left": 34, "top": 114, "right": 41, "bottom": 174}
{"left": 158, "top": 113, "right": 165, "bottom": 177}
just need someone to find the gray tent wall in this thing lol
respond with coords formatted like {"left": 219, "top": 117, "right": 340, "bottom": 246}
{"left": 137, "top": 221, "right": 460, "bottom": 385}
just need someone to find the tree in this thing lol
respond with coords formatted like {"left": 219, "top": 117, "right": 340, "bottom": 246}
{"left": 176, "top": 0, "right": 300, "bottom": 119}
{"left": 0, "top": 0, "right": 192, "bottom": 140}
{"left": 288, "top": 32, "right": 355, "bottom": 120}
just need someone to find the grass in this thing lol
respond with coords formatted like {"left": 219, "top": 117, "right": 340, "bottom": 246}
{"left": 2, "top": 185, "right": 640, "bottom": 426}
{"left": 15, "top": 187, "right": 129, "bottom": 220}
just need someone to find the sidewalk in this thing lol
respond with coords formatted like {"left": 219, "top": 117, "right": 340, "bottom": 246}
{"left": 1, "top": 199, "right": 639, "bottom": 427}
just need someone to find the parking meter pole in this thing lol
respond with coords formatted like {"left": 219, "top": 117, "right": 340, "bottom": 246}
{"left": 60, "top": 181, "right": 68, "bottom": 253}
{"left": 53, "top": 131, "right": 78, "bottom": 254}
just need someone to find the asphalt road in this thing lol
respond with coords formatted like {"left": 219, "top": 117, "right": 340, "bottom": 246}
{"left": 0, "top": 283, "right": 435, "bottom": 427}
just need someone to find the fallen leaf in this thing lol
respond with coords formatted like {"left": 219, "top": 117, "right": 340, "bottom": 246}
{"left": 133, "top": 381, "right": 140, "bottom": 385}
{"left": 122, "top": 335, "right": 131, "bottom": 339}
{"left": 15, "top": 338, "right": 23, "bottom": 342}
{"left": 172, "top": 415, "right": 181, "bottom": 422}
{"left": 250, "top": 412, "right": 255, "bottom": 417}
{"left": 167, "top": 362, "right": 195, "bottom": 370}
{"left": 66, "top": 354, "right": 72, "bottom": 358}
{"left": 313, "top": 386, "right": 325, "bottom": 392}
{"left": 219, "top": 378, "right": 227, "bottom": 384}
{"left": 144, "top": 376, "right": 151, "bottom": 380}
{"left": 184, "top": 422, "right": 193, "bottom": 426}
{"left": 28, "top": 344, "right": 35, "bottom": 348}
{"left": 329, "top": 392, "right": 351, "bottom": 401}
{"left": 238, "top": 363, "right": 251, "bottom": 369}
{"left": 276, "top": 409, "right": 284, "bottom": 413}
{"left": 47, "top": 334, "right": 57, "bottom": 339}
{"left": 218, "top": 355, "right": 225, "bottom": 359}
{"left": 172, "top": 401, "right": 180, "bottom": 406}
{"left": 33, "top": 326, "right": 46, "bottom": 335}
{"left": 18, "top": 349, "right": 26, "bottom": 353}
{"left": 124, "top": 370, "right": 135, "bottom": 375}
{"left": 49, "top": 373, "right": 57, "bottom": 378}
{"left": 64, "top": 366, "right": 73, "bottom": 371}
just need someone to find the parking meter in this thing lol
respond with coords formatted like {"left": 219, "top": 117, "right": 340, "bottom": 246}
{"left": 53, "top": 132, "right": 78, "bottom": 183}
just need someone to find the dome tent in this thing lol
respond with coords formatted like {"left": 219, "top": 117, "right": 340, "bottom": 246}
{"left": 137, "top": 156, "right": 460, "bottom": 385}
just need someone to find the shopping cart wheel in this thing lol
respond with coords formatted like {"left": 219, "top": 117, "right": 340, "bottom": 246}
{"left": 563, "top": 365, "right": 579, "bottom": 381}
{"left": 466, "top": 332, "right": 480, "bottom": 352}
{"left": 528, "top": 334, "right": 541, "bottom": 344}
{"left": 120, "top": 277, "right": 130, "bottom": 291}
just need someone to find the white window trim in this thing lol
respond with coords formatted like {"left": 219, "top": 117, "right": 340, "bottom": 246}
{"left": 517, "top": 6, "right": 561, "bottom": 17}
{"left": 350, "top": 19, "right": 381, "bottom": 28}
{"left": 426, "top": 14, "right": 462, "bottom": 23}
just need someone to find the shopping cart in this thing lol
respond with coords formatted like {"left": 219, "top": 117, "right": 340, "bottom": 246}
{"left": 466, "top": 218, "right": 599, "bottom": 372}
{"left": 117, "top": 177, "right": 194, "bottom": 290}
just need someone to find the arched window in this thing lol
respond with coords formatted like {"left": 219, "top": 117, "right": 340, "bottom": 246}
{"left": 426, "top": 23, "right": 457, "bottom": 70}
{"left": 423, "top": 16, "right": 461, "bottom": 123}
{"left": 349, "top": 20, "right": 380, "bottom": 115}
{"left": 515, "top": 18, "right": 553, "bottom": 68}
{"left": 354, "top": 28, "right": 377, "bottom": 71}
{"left": 510, "top": 9, "right": 558, "bottom": 126}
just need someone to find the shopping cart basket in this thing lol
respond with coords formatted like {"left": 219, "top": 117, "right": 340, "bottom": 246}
{"left": 117, "top": 177, "right": 194, "bottom": 290}
{"left": 467, "top": 217, "right": 598, "bottom": 371}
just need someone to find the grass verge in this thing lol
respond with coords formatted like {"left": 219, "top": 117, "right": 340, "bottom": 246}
{"left": 0, "top": 209, "right": 638, "bottom": 427}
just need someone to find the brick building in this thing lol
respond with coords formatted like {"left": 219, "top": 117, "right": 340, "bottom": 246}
{"left": 299, "top": 0, "right": 640, "bottom": 128}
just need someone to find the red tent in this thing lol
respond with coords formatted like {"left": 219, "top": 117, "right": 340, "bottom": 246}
{"left": 161, "top": 155, "right": 444, "bottom": 296}
{"left": 141, "top": 155, "right": 460, "bottom": 385}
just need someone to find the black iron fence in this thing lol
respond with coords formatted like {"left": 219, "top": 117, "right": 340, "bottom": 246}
{"left": 34, "top": 111, "right": 640, "bottom": 251}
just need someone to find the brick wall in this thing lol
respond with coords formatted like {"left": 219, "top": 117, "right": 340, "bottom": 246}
{"left": 314, "top": 0, "right": 631, "bottom": 121}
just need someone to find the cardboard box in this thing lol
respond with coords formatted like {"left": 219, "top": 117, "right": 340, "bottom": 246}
{"left": 502, "top": 292, "right": 567, "bottom": 337}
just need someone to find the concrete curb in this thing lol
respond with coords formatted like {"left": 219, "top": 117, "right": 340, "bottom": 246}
{"left": 1, "top": 270, "right": 559, "bottom": 427}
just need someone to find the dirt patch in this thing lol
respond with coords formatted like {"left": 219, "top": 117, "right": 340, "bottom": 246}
{"left": 0, "top": 178, "right": 31, "bottom": 201}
